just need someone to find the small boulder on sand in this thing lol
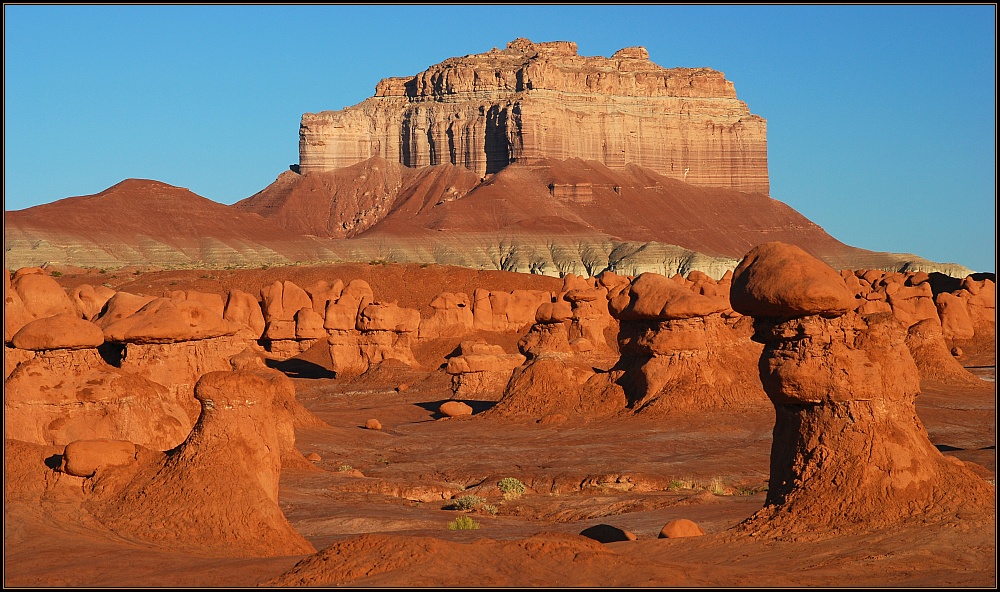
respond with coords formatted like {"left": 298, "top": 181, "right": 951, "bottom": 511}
{"left": 365, "top": 419, "right": 383, "bottom": 430}
{"left": 659, "top": 518, "right": 705, "bottom": 538}
{"left": 61, "top": 439, "right": 137, "bottom": 478}
{"left": 439, "top": 401, "right": 473, "bottom": 417}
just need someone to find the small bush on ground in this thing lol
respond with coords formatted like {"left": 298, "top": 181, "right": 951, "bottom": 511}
{"left": 449, "top": 495, "right": 485, "bottom": 511}
{"left": 498, "top": 477, "right": 526, "bottom": 500}
{"left": 448, "top": 515, "right": 480, "bottom": 530}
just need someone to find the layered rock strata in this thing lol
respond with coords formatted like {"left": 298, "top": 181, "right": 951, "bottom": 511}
{"left": 299, "top": 38, "right": 769, "bottom": 194}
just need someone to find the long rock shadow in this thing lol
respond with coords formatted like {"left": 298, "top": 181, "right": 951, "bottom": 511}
{"left": 266, "top": 358, "right": 336, "bottom": 379}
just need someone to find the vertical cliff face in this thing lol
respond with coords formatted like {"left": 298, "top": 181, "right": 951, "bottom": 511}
{"left": 299, "top": 38, "right": 769, "bottom": 194}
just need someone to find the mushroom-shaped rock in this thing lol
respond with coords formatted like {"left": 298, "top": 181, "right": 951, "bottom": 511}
{"left": 730, "top": 242, "right": 857, "bottom": 319}
{"left": 738, "top": 309, "right": 995, "bottom": 538}
{"left": 11, "top": 314, "right": 105, "bottom": 350}
{"left": 439, "top": 401, "right": 473, "bottom": 417}
{"left": 658, "top": 519, "right": 705, "bottom": 538}
{"left": 83, "top": 369, "right": 317, "bottom": 557}
{"left": 61, "top": 439, "right": 137, "bottom": 478}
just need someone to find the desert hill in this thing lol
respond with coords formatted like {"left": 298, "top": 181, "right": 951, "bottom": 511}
{"left": 3, "top": 179, "right": 331, "bottom": 269}
{"left": 234, "top": 156, "right": 972, "bottom": 277}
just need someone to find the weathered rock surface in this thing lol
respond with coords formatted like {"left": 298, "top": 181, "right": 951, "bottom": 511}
{"left": 11, "top": 314, "right": 105, "bottom": 351}
{"left": 731, "top": 247, "right": 994, "bottom": 538}
{"left": 298, "top": 38, "right": 769, "bottom": 194}
{"left": 730, "top": 242, "right": 858, "bottom": 318}
{"left": 4, "top": 348, "right": 190, "bottom": 450}
{"left": 84, "top": 369, "right": 317, "bottom": 557}
{"left": 102, "top": 297, "right": 240, "bottom": 344}
{"left": 61, "top": 439, "right": 138, "bottom": 478}
{"left": 446, "top": 340, "right": 526, "bottom": 398}
{"left": 659, "top": 519, "right": 705, "bottom": 538}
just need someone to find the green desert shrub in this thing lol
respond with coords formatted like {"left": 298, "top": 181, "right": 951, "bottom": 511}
{"left": 447, "top": 515, "right": 480, "bottom": 530}
{"left": 498, "top": 477, "right": 526, "bottom": 500}
{"left": 479, "top": 504, "right": 498, "bottom": 516}
{"left": 449, "top": 495, "right": 485, "bottom": 511}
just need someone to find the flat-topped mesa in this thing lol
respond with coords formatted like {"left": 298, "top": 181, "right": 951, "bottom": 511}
{"left": 300, "top": 38, "right": 769, "bottom": 194}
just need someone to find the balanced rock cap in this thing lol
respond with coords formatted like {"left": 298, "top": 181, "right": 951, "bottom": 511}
{"left": 730, "top": 242, "right": 858, "bottom": 319}
{"left": 11, "top": 313, "right": 105, "bottom": 350}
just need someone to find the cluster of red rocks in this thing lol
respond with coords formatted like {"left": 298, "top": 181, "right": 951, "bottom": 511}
{"left": 4, "top": 244, "right": 994, "bottom": 550}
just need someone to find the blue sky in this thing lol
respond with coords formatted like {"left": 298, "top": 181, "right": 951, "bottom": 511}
{"left": 4, "top": 5, "right": 996, "bottom": 272}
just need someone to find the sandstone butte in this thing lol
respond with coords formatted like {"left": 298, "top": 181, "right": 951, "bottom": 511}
{"left": 297, "top": 38, "right": 769, "bottom": 194}
{"left": 3, "top": 39, "right": 977, "bottom": 279}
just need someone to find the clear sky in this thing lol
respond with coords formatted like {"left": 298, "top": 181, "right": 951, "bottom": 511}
{"left": 4, "top": 5, "right": 996, "bottom": 272}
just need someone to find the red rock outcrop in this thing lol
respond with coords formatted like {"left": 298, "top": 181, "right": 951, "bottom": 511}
{"left": 418, "top": 292, "right": 475, "bottom": 339}
{"left": 731, "top": 242, "right": 994, "bottom": 538}
{"left": 940, "top": 276, "right": 996, "bottom": 359}
{"left": 61, "top": 439, "right": 138, "bottom": 478}
{"left": 445, "top": 340, "right": 526, "bottom": 398}
{"left": 10, "top": 314, "right": 104, "bottom": 351}
{"left": 298, "top": 38, "right": 768, "bottom": 195}
{"left": 99, "top": 295, "right": 249, "bottom": 422}
{"left": 729, "top": 242, "right": 858, "bottom": 318}
{"left": 472, "top": 288, "right": 553, "bottom": 332}
{"left": 606, "top": 271, "right": 764, "bottom": 414}
{"left": 82, "top": 369, "right": 317, "bottom": 557}
{"left": 68, "top": 283, "right": 116, "bottom": 321}
{"left": 905, "top": 318, "right": 987, "bottom": 386}
{"left": 5, "top": 271, "right": 79, "bottom": 341}
{"left": 4, "top": 348, "right": 190, "bottom": 451}
{"left": 223, "top": 288, "right": 266, "bottom": 337}
{"left": 94, "top": 291, "right": 157, "bottom": 331}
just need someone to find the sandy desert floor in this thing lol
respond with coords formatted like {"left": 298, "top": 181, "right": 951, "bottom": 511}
{"left": 3, "top": 266, "right": 996, "bottom": 587}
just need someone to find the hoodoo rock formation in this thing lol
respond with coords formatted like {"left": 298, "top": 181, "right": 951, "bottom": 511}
{"left": 730, "top": 242, "right": 994, "bottom": 538}
{"left": 82, "top": 368, "right": 317, "bottom": 557}
{"left": 299, "top": 38, "right": 769, "bottom": 194}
